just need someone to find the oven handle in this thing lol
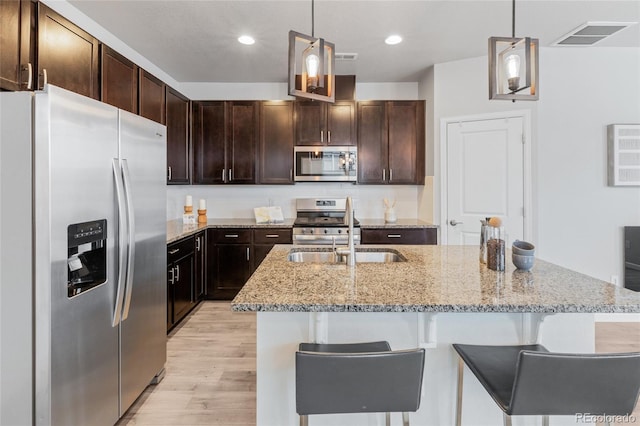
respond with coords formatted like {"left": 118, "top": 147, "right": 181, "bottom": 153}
{"left": 293, "top": 234, "right": 360, "bottom": 242}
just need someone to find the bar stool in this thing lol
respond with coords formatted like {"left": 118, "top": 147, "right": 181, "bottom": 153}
{"left": 452, "top": 343, "right": 640, "bottom": 426}
{"left": 296, "top": 341, "right": 425, "bottom": 426}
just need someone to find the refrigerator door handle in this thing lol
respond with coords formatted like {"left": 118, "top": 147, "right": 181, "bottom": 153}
{"left": 112, "top": 158, "right": 128, "bottom": 327}
{"left": 121, "top": 159, "right": 136, "bottom": 321}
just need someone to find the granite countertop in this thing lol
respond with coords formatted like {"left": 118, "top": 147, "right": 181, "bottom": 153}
{"left": 167, "top": 218, "right": 437, "bottom": 243}
{"left": 167, "top": 218, "right": 296, "bottom": 244}
{"left": 231, "top": 245, "right": 640, "bottom": 313}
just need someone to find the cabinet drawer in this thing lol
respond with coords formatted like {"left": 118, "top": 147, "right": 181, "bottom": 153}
{"left": 254, "top": 228, "right": 292, "bottom": 244}
{"left": 361, "top": 228, "right": 437, "bottom": 245}
{"left": 167, "top": 235, "right": 195, "bottom": 263}
{"left": 212, "top": 228, "right": 252, "bottom": 243}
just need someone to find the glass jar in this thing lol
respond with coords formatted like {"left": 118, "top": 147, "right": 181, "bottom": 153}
{"left": 486, "top": 225, "right": 505, "bottom": 271}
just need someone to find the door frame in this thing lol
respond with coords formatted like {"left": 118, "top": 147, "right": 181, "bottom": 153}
{"left": 439, "top": 110, "right": 533, "bottom": 245}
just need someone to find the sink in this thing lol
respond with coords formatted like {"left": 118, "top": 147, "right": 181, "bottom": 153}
{"left": 287, "top": 248, "right": 406, "bottom": 264}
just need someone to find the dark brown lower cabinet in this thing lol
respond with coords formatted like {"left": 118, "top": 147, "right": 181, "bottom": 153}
{"left": 167, "top": 235, "right": 197, "bottom": 331}
{"left": 360, "top": 228, "right": 437, "bottom": 245}
{"left": 194, "top": 231, "right": 205, "bottom": 300}
{"left": 253, "top": 228, "right": 292, "bottom": 267}
{"left": 207, "top": 229, "right": 252, "bottom": 300}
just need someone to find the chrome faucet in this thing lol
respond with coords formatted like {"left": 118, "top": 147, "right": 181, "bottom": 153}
{"left": 336, "top": 196, "right": 356, "bottom": 266}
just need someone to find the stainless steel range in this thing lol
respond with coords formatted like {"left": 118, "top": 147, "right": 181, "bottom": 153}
{"left": 293, "top": 198, "right": 361, "bottom": 245}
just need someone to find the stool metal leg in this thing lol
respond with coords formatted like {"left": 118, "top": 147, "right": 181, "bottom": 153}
{"left": 300, "top": 414, "right": 308, "bottom": 426}
{"left": 542, "top": 415, "right": 549, "bottom": 426}
{"left": 456, "top": 357, "right": 464, "bottom": 426}
{"left": 385, "top": 412, "right": 391, "bottom": 426}
{"left": 402, "top": 411, "right": 410, "bottom": 426}
{"left": 503, "top": 413, "right": 512, "bottom": 426}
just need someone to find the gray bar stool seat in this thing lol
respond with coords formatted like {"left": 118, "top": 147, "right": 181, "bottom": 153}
{"left": 296, "top": 341, "right": 425, "bottom": 426}
{"left": 452, "top": 343, "right": 640, "bottom": 426}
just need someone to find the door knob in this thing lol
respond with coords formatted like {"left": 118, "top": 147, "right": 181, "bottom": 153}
{"left": 449, "top": 220, "right": 464, "bottom": 226}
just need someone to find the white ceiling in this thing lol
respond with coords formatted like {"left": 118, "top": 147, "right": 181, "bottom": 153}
{"left": 68, "top": 0, "right": 640, "bottom": 83}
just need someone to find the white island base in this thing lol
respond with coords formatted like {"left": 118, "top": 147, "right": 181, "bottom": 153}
{"left": 256, "top": 311, "right": 594, "bottom": 426}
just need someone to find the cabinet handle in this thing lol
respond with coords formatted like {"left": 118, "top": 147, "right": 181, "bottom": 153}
{"left": 228, "top": 169, "right": 232, "bottom": 182}
{"left": 225, "top": 234, "right": 239, "bottom": 238}
{"left": 382, "top": 169, "right": 386, "bottom": 181}
{"left": 22, "top": 63, "right": 32, "bottom": 90}
{"left": 265, "top": 234, "right": 280, "bottom": 238}
{"left": 168, "top": 166, "right": 172, "bottom": 181}
{"left": 320, "top": 130, "right": 324, "bottom": 143}
{"left": 175, "top": 265, "right": 180, "bottom": 281}
{"left": 38, "top": 68, "right": 48, "bottom": 90}
{"left": 246, "top": 247, "right": 250, "bottom": 261}
{"left": 196, "top": 237, "right": 201, "bottom": 251}
{"left": 390, "top": 169, "right": 393, "bottom": 182}
{"left": 222, "top": 169, "right": 225, "bottom": 182}
{"left": 168, "top": 248, "right": 179, "bottom": 255}
{"left": 290, "top": 169, "right": 293, "bottom": 181}
{"left": 387, "top": 234, "right": 402, "bottom": 238}
{"left": 328, "top": 130, "right": 331, "bottom": 144}
{"left": 169, "top": 267, "right": 175, "bottom": 284}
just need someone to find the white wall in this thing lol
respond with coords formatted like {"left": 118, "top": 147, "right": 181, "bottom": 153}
{"left": 167, "top": 184, "right": 419, "bottom": 221}
{"left": 426, "top": 47, "right": 640, "bottom": 321}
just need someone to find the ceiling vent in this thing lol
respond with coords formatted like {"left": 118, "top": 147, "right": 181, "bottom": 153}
{"left": 552, "top": 21, "right": 637, "bottom": 46}
{"left": 335, "top": 53, "right": 358, "bottom": 61}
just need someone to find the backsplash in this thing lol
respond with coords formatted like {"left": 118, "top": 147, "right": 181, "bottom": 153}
{"left": 167, "top": 184, "right": 420, "bottom": 221}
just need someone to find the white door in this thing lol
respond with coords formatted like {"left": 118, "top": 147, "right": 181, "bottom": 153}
{"left": 446, "top": 116, "right": 525, "bottom": 246}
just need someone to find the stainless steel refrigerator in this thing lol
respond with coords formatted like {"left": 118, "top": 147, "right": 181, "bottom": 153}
{"left": 0, "top": 85, "right": 167, "bottom": 425}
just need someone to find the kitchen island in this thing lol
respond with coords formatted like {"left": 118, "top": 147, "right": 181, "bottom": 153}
{"left": 231, "top": 245, "right": 640, "bottom": 426}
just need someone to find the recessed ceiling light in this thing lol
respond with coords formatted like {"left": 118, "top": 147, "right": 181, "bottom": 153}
{"left": 238, "top": 35, "right": 255, "bottom": 45}
{"left": 385, "top": 35, "right": 402, "bottom": 45}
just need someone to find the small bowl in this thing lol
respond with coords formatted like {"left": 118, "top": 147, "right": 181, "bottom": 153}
{"left": 512, "top": 240, "right": 535, "bottom": 256}
{"left": 512, "top": 253, "right": 535, "bottom": 271}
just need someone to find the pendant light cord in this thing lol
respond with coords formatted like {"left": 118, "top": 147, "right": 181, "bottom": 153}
{"left": 311, "top": 0, "right": 315, "bottom": 38}
{"left": 511, "top": 0, "right": 516, "bottom": 38}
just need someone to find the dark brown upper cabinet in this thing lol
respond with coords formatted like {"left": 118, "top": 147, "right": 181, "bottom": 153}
{"left": 101, "top": 46, "right": 138, "bottom": 113}
{"left": 294, "top": 100, "right": 356, "bottom": 146}
{"left": 192, "top": 101, "right": 258, "bottom": 184}
{"left": 259, "top": 101, "right": 294, "bottom": 184}
{"left": 0, "top": 0, "right": 36, "bottom": 91}
{"left": 37, "top": 3, "right": 99, "bottom": 99}
{"left": 138, "top": 69, "right": 165, "bottom": 124}
{"left": 166, "top": 87, "right": 190, "bottom": 184}
{"left": 357, "top": 100, "right": 425, "bottom": 185}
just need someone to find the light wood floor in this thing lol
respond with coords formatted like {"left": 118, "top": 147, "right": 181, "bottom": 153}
{"left": 118, "top": 302, "right": 639, "bottom": 426}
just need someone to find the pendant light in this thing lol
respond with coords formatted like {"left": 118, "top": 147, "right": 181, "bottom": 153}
{"left": 489, "top": 0, "right": 539, "bottom": 101}
{"left": 288, "top": 0, "right": 335, "bottom": 102}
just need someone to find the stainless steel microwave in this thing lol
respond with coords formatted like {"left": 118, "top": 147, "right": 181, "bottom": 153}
{"left": 294, "top": 146, "right": 357, "bottom": 182}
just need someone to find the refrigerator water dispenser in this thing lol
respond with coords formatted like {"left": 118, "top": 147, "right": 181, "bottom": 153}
{"left": 67, "top": 219, "right": 107, "bottom": 297}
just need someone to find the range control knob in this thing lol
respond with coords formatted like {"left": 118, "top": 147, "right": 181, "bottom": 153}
{"left": 338, "top": 229, "right": 342, "bottom": 234}
{"left": 323, "top": 229, "right": 328, "bottom": 234}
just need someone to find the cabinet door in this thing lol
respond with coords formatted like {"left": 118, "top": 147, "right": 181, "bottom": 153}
{"left": 167, "top": 265, "right": 174, "bottom": 330}
{"left": 172, "top": 253, "right": 195, "bottom": 324}
{"left": 387, "top": 101, "right": 425, "bottom": 184}
{"left": 194, "top": 232, "right": 205, "bottom": 300}
{"left": 357, "top": 101, "right": 388, "bottom": 183}
{"left": 37, "top": 4, "right": 99, "bottom": 99}
{"left": 192, "top": 101, "right": 225, "bottom": 184}
{"left": 166, "top": 87, "right": 190, "bottom": 184}
{"left": 138, "top": 69, "right": 165, "bottom": 124}
{"left": 295, "top": 101, "right": 324, "bottom": 145}
{"left": 326, "top": 101, "right": 356, "bottom": 145}
{"left": 214, "top": 244, "right": 252, "bottom": 300}
{"left": 0, "top": 0, "right": 34, "bottom": 91}
{"left": 101, "top": 46, "right": 138, "bottom": 113}
{"left": 259, "top": 101, "right": 294, "bottom": 184}
{"left": 227, "top": 101, "right": 258, "bottom": 183}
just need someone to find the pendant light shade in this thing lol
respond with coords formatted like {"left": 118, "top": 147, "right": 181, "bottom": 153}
{"left": 489, "top": 0, "right": 539, "bottom": 101}
{"left": 288, "top": 1, "right": 335, "bottom": 102}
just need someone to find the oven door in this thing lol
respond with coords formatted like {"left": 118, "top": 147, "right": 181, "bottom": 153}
{"left": 294, "top": 146, "right": 357, "bottom": 182}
